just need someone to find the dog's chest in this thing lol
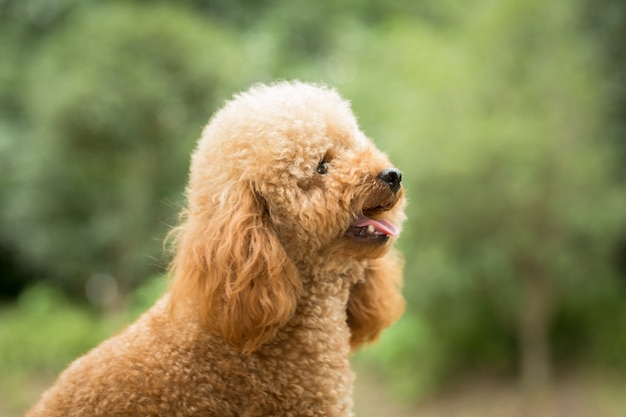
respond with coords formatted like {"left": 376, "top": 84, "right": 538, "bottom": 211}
{"left": 240, "top": 290, "right": 354, "bottom": 415}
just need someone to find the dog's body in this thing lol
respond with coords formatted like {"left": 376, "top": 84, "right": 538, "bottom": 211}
{"left": 28, "top": 82, "right": 406, "bottom": 417}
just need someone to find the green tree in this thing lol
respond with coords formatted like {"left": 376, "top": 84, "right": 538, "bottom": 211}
{"left": 1, "top": 3, "right": 259, "bottom": 296}
{"left": 346, "top": 0, "right": 626, "bottom": 395}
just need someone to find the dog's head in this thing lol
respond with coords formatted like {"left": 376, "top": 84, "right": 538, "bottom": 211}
{"left": 170, "top": 82, "right": 405, "bottom": 353}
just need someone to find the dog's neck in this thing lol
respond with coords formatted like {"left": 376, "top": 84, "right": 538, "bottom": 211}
{"left": 261, "top": 258, "right": 361, "bottom": 361}
{"left": 252, "top": 259, "right": 358, "bottom": 416}
{"left": 296, "top": 257, "right": 365, "bottom": 296}
{"left": 286, "top": 258, "right": 364, "bottom": 346}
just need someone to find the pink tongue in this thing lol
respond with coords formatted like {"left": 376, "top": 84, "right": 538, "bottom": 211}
{"left": 353, "top": 217, "right": 399, "bottom": 236}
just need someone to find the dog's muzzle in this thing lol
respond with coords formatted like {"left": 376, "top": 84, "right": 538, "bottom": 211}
{"left": 346, "top": 167, "right": 403, "bottom": 243}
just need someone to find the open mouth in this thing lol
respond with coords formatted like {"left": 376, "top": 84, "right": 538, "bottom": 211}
{"left": 347, "top": 215, "right": 399, "bottom": 242}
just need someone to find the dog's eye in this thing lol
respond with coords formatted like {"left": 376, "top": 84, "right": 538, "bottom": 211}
{"left": 316, "top": 150, "right": 334, "bottom": 175}
{"left": 316, "top": 161, "right": 329, "bottom": 175}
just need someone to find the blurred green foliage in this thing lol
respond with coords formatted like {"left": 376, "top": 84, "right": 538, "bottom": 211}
{"left": 1, "top": 0, "right": 626, "bottom": 408}
{"left": 0, "top": 285, "right": 117, "bottom": 377}
{"left": 353, "top": 0, "right": 626, "bottom": 393}
{"left": 0, "top": 277, "right": 167, "bottom": 413}
{"left": 1, "top": 2, "right": 260, "bottom": 293}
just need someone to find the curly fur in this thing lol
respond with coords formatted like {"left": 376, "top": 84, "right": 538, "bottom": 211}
{"left": 27, "top": 81, "right": 406, "bottom": 417}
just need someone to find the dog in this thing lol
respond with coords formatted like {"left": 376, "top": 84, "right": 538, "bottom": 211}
{"left": 27, "top": 81, "right": 406, "bottom": 417}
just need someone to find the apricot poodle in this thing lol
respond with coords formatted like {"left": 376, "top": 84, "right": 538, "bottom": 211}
{"left": 27, "top": 81, "right": 406, "bottom": 417}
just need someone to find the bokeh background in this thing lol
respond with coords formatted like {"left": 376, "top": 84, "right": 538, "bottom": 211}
{"left": 1, "top": 0, "right": 626, "bottom": 416}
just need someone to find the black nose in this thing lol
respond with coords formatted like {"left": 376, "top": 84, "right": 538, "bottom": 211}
{"left": 378, "top": 168, "right": 402, "bottom": 193}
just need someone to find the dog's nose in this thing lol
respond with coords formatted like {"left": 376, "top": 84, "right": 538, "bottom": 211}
{"left": 378, "top": 168, "right": 402, "bottom": 193}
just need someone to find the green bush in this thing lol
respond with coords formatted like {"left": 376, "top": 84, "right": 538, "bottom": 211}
{"left": 343, "top": 0, "right": 626, "bottom": 394}
{"left": 0, "top": 276, "right": 167, "bottom": 375}
{"left": 1, "top": 3, "right": 263, "bottom": 293}
{"left": 0, "top": 277, "right": 167, "bottom": 413}
{"left": 0, "top": 286, "right": 119, "bottom": 377}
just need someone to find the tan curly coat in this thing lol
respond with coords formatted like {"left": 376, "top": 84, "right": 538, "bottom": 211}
{"left": 27, "top": 81, "right": 406, "bottom": 417}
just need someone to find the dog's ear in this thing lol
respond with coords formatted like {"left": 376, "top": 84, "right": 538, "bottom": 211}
{"left": 169, "top": 182, "right": 302, "bottom": 354}
{"left": 347, "top": 249, "right": 405, "bottom": 350}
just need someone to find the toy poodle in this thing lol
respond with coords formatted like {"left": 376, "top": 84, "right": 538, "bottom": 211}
{"left": 27, "top": 81, "right": 406, "bottom": 417}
